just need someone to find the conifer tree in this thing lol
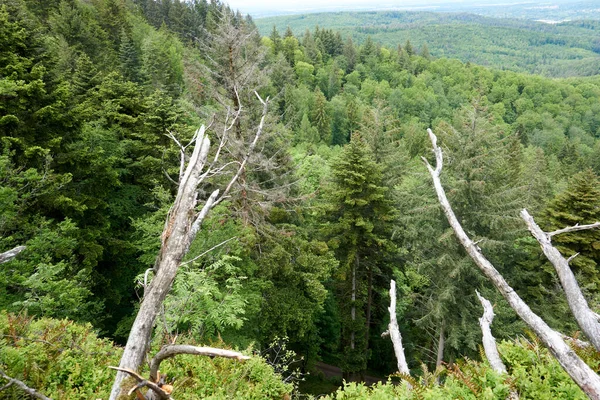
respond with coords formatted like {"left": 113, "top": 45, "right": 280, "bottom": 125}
{"left": 325, "top": 133, "right": 393, "bottom": 376}
{"left": 312, "top": 87, "right": 331, "bottom": 144}
{"left": 541, "top": 169, "right": 600, "bottom": 299}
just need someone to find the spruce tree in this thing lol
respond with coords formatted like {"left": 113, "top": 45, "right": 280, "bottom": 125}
{"left": 541, "top": 169, "right": 600, "bottom": 299}
{"left": 325, "top": 133, "right": 393, "bottom": 376}
{"left": 312, "top": 87, "right": 331, "bottom": 144}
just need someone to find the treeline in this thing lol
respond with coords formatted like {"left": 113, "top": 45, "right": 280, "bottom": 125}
{"left": 255, "top": 11, "right": 600, "bottom": 77}
{"left": 2, "top": 0, "right": 600, "bottom": 398}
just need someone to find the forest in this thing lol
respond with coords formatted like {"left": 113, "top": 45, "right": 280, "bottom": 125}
{"left": 2, "top": 0, "right": 600, "bottom": 399}
{"left": 256, "top": 11, "right": 600, "bottom": 77}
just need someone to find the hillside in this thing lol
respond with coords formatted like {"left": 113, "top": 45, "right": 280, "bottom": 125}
{"left": 256, "top": 11, "right": 600, "bottom": 77}
{"left": 3, "top": 0, "right": 600, "bottom": 398}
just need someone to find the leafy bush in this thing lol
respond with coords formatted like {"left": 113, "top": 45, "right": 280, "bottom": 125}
{"left": 0, "top": 312, "right": 292, "bottom": 399}
{"left": 322, "top": 336, "right": 594, "bottom": 399}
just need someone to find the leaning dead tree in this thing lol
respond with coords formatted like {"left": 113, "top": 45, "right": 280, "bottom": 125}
{"left": 521, "top": 210, "right": 600, "bottom": 352}
{"left": 423, "top": 128, "right": 600, "bottom": 399}
{"left": 382, "top": 280, "right": 410, "bottom": 375}
{"left": 109, "top": 92, "right": 268, "bottom": 400}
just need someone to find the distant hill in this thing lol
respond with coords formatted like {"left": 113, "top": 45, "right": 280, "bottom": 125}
{"left": 255, "top": 11, "right": 600, "bottom": 77}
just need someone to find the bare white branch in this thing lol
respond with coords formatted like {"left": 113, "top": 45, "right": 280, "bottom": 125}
{"left": 548, "top": 222, "right": 600, "bottom": 238}
{"left": 149, "top": 345, "right": 250, "bottom": 382}
{"left": 0, "top": 370, "right": 52, "bottom": 400}
{"left": 475, "top": 291, "right": 507, "bottom": 374}
{"left": 424, "top": 130, "right": 600, "bottom": 399}
{"left": 521, "top": 209, "right": 600, "bottom": 352}
{"left": 385, "top": 280, "right": 410, "bottom": 375}
{"left": 0, "top": 246, "right": 26, "bottom": 264}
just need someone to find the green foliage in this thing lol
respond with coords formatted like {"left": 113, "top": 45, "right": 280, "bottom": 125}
{"left": 0, "top": 311, "right": 293, "bottom": 399}
{"left": 0, "top": 311, "right": 120, "bottom": 399}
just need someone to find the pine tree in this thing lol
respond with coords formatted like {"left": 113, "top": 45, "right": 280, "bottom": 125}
{"left": 541, "top": 169, "right": 600, "bottom": 299}
{"left": 312, "top": 87, "right": 331, "bottom": 144}
{"left": 325, "top": 133, "right": 393, "bottom": 376}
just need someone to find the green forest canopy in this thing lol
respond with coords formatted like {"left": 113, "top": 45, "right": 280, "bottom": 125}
{"left": 2, "top": 0, "right": 600, "bottom": 398}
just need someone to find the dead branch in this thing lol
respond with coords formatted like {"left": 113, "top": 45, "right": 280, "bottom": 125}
{"left": 475, "top": 291, "right": 507, "bottom": 374}
{"left": 521, "top": 209, "right": 600, "bottom": 352}
{"left": 547, "top": 222, "right": 600, "bottom": 239}
{"left": 384, "top": 280, "right": 410, "bottom": 375}
{"left": 0, "top": 369, "right": 52, "bottom": 400}
{"left": 0, "top": 246, "right": 26, "bottom": 264}
{"left": 108, "top": 367, "right": 171, "bottom": 400}
{"left": 149, "top": 345, "right": 250, "bottom": 382}
{"left": 423, "top": 128, "right": 600, "bottom": 399}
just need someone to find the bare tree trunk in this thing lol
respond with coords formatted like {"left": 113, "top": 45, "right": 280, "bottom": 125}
{"left": 521, "top": 209, "right": 600, "bottom": 352}
{"left": 475, "top": 291, "right": 506, "bottom": 374}
{"left": 0, "top": 246, "right": 26, "bottom": 264}
{"left": 436, "top": 322, "right": 445, "bottom": 369}
{"left": 110, "top": 95, "right": 268, "bottom": 400}
{"left": 423, "top": 128, "right": 600, "bottom": 400}
{"left": 383, "top": 280, "right": 410, "bottom": 375}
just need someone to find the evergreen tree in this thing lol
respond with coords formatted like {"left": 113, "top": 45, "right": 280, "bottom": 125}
{"left": 541, "top": 169, "right": 600, "bottom": 300}
{"left": 270, "top": 25, "right": 282, "bottom": 55}
{"left": 312, "top": 87, "right": 331, "bottom": 144}
{"left": 325, "top": 133, "right": 394, "bottom": 376}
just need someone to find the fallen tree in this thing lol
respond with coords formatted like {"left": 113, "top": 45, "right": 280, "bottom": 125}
{"left": 423, "top": 128, "right": 600, "bottom": 399}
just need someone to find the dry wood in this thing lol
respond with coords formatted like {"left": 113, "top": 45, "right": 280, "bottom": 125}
{"left": 423, "top": 128, "right": 600, "bottom": 400}
{"left": 475, "top": 291, "right": 506, "bottom": 374}
{"left": 149, "top": 345, "right": 249, "bottom": 381}
{"left": 0, "top": 246, "right": 26, "bottom": 264}
{"left": 0, "top": 369, "right": 52, "bottom": 400}
{"left": 110, "top": 94, "right": 268, "bottom": 400}
{"left": 521, "top": 209, "right": 600, "bottom": 352}
{"left": 385, "top": 280, "right": 410, "bottom": 375}
{"left": 108, "top": 367, "right": 171, "bottom": 400}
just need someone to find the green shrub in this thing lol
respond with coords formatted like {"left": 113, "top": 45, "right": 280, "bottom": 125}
{"left": 0, "top": 312, "right": 292, "bottom": 399}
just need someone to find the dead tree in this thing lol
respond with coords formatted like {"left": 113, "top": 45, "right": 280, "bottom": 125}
{"left": 109, "top": 93, "right": 268, "bottom": 400}
{"left": 382, "top": 280, "right": 410, "bottom": 375}
{"left": 423, "top": 128, "right": 600, "bottom": 400}
{"left": 521, "top": 209, "right": 600, "bottom": 352}
{"left": 475, "top": 291, "right": 506, "bottom": 374}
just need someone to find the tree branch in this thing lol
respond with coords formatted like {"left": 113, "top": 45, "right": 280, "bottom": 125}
{"left": 0, "top": 369, "right": 52, "bottom": 400}
{"left": 475, "top": 291, "right": 507, "bottom": 374}
{"left": 108, "top": 366, "right": 171, "bottom": 400}
{"left": 547, "top": 222, "right": 600, "bottom": 239}
{"left": 424, "top": 128, "right": 600, "bottom": 399}
{"left": 384, "top": 280, "right": 410, "bottom": 375}
{"left": 0, "top": 246, "right": 26, "bottom": 264}
{"left": 521, "top": 209, "right": 600, "bottom": 352}
{"left": 149, "top": 345, "right": 250, "bottom": 382}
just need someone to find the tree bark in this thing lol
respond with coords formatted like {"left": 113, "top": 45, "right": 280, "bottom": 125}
{"left": 423, "top": 128, "right": 600, "bottom": 400}
{"left": 385, "top": 280, "right": 410, "bottom": 375}
{"left": 0, "top": 246, "right": 26, "bottom": 264}
{"left": 110, "top": 95, "right": 268, "bottom": 400}
{"left": 521, "top": 209, "right": 600, "bottom": 352}
{"left": 475, "top": 291, "right": 507, "bottom": 374}
{"left": 350, "top": 255, "right": 357, "bottom": 350}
